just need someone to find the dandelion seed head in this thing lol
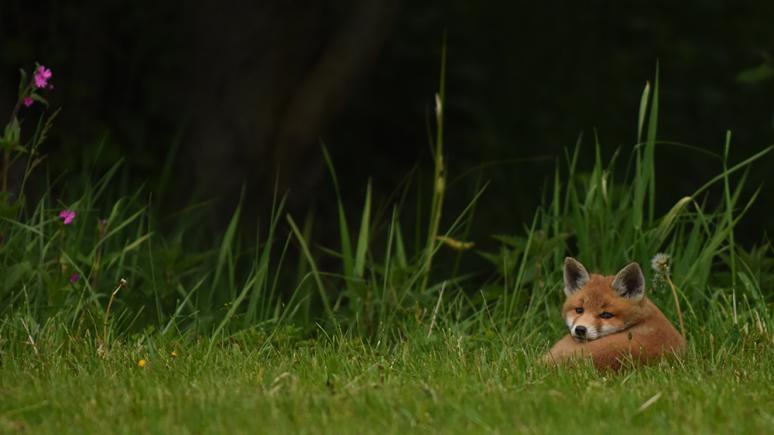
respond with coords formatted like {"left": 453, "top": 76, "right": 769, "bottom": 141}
{"left": 651, "top": 253, "right": 671, "bottom": 275}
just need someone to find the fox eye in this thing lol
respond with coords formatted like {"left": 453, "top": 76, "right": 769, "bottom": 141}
{"left": 600, "top": 312, "right": 614, "bottom": 319}
{"left": 575, "top": 307, "right": 584, "bottom": 314}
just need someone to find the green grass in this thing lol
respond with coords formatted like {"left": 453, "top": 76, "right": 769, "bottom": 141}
{"left": 1, "top": 61, "right": 773, "bottom": 433}
{"left": 1, "top": 326, "right": 771, "bottom": 434}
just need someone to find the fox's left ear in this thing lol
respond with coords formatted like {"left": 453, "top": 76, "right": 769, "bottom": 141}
{"left": 612, "top": 262, "right": 645, "bottom": 301}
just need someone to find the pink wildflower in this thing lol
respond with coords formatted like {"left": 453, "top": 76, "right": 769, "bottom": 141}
{"left": 34, "top": 65, "right": 53, "bottom": 89}
{"left": 58, "top": 209, "right": 76, "bottom": 225}
{"left": 23, "top": 96, "right": 34, "bottom": 107}
{"left": 69, "top": 273, "right": 80, "bottom": 283}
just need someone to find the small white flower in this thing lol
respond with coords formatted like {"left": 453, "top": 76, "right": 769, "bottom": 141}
{"left": 651, "top": 253, "right": 670, "bottom": 275}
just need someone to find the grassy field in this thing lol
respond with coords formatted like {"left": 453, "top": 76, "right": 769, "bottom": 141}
{"left": 1, "top": 326, "right": 771, "bottom": 434}
{"left": 1, "top": 65, "right": 773, "bottom": 433}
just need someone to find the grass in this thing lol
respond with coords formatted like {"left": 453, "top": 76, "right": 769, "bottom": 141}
{"left": 1, "top": 60, "right": 773, "bottom": 433}
{"left": 0, "top": 326, "right": 771, "bottom": 434}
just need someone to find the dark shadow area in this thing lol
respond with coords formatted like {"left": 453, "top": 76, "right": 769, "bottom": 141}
{"left": 2, "top": 0, "right": 772, "bottom": 247}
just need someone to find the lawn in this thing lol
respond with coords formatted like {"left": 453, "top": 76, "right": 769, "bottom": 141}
{"left": 1, "top": 326, "right": 771, "bottom": 434}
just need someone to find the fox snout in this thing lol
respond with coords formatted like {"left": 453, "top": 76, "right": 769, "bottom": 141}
{"left": 566, "top": 312, "right": 602, "bottom": 340}
{"left": 569, "top": 323, "right": 599, "bottom": 340}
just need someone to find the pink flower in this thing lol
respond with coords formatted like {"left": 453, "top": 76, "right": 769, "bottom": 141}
{"left": 23, "top": 97, "right": 34, "bottom": 107}
{"left": 34, "top": 65, "right": 53, "bottom": 89}
{"left": 58, "top": 209, "right": 76, "bottom": 225}
{"left": 69, "top": 273, "right": 80, "bottom": 283}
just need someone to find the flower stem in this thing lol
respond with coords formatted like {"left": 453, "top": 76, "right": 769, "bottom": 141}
{"left": 103, "top": 279, "right": 127, "bottom": 351}
{"left": 666, "top": 275, "right": 686, "bottom": 339}
{"left": 3, "top": 81, "right": 33, "bottom": 195}
{"left": 1, "top": 150, "right": 8, "bottom": 194}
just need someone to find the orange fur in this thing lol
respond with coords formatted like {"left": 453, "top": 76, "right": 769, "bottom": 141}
{"left": 542, "top": 259, "right": 685, "bottom": 370}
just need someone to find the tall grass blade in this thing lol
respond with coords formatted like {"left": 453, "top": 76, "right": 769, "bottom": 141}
{"left": 208, "top": 200, "right": 242, "bottom": 306}
{"left": 322, "top": 144, "right": 354, "bottom": 280}
{"left": 354, "top": 181, "right": 372, "bottom": 278}
{"left": 637, "top": 81, "right": 651, "bottom": 143}
{"left": 420, "top": 33, "right": 447, "bottom": 293}
{"left": 287, "top": 214, "right": 337, "bottom": 327}
{"left": 645, "top": 62, "right": 660, "bottom": 223}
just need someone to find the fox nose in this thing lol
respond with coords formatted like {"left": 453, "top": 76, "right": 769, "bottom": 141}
{"left": 574, "top": 325, "right": 587, "bottom": 336}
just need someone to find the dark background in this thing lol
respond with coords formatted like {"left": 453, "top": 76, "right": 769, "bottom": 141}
{"left": 2, "top": 0, "right": 773, "bottom": 248}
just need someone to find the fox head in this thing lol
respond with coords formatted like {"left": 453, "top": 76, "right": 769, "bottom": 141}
{"left": 562, "top": 257, "right": 648, "bottom": 340}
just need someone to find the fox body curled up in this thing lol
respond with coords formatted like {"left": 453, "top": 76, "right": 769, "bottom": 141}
{"left": 542, "top": 257, "right": 685, "bottom": 370}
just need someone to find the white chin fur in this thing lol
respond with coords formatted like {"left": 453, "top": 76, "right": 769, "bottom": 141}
{"left": 567, "top": 317, "right": 623, "bottom": 340}
{"left": 571, "top": 326, "right": 599, "bottom": 340}
{"left": 573, "top": 325, "right": 622, "bottom": 340}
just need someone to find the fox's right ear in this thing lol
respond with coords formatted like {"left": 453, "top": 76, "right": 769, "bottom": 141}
{"left": 563, "top": 257, "right": 590, "bottom": 296}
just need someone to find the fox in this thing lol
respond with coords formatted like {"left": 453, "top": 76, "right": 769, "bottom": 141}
{"left": 542, "top": 257, "right": 685, "bottom": 370}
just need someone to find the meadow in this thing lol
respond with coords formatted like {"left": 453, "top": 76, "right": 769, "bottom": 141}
{"left": 0, "top": 62, "right": 772, "bottom": 433}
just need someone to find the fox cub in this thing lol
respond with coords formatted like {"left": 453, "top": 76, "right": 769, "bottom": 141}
{"left": 542, "top": 257, "right": 684, "bottom": 370}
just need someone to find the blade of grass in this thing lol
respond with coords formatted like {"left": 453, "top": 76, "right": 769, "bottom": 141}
{"left": 287, "top": 214, "right": 337, "bottom": 327}
{"left": 322, "top": 144, "right": 354, "bottom": 281}
{"left": 354, "top": 180, "right": 372, "bottom": 278}
{"left": 420, "top": 33, "right": 447, "bottom": 293}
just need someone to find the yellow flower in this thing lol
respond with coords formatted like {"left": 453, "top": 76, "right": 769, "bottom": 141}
{"left": 171, "top": 351, "right": 177, "bottom": 358}
{"left": 137, "top": 359, "right": 146, "bottom": 368}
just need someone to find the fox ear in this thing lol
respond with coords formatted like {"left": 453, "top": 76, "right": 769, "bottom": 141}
{"left": 612, "top": 262, "right": 645, "bottom": 300}
{"left": 564, "top": 257, "right": 590, "bottom": 296}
